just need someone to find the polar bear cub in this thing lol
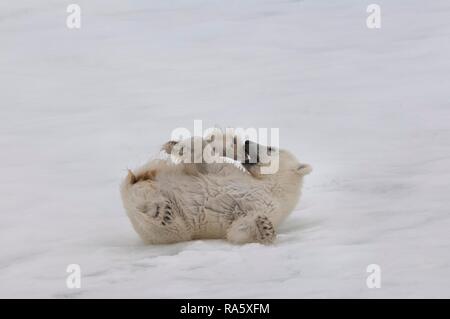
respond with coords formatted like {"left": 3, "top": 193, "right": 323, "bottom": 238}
{"left": 120, "top": 135, "right": 311, "bottom": 245}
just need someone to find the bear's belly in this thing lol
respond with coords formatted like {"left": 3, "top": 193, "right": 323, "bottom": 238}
{"left": 192, "top": 208, "right": 234, "bottom": 239}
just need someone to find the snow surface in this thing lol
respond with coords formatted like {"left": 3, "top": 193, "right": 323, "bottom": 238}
{"left": 1, "top": 0, "right": 450, "bottom": 298}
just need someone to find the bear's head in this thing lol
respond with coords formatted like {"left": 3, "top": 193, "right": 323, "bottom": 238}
{"left": 242, "top": 140, "right": 312, "bottom": 180}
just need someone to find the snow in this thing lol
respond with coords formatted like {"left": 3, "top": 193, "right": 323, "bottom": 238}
{"left": 1, "top": 0, "right": 450, "bottom": 298}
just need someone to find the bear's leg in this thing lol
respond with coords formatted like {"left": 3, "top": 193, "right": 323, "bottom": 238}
{"left": 226, "top": 215, "right": 276, "bottom": 245}
{"left": 132, "top": 201, "right": 192, "bottom": 244}
{"left": 254, "top": 215, "right": 276, "bottom": 244}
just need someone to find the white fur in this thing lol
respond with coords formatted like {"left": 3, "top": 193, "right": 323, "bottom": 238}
{"left": 120, "top": 141, "right": 311, "bottom": 245}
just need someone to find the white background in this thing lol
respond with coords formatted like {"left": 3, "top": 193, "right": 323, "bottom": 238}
{"left": 1, "top": 0, "right": 449, "bottom": 298}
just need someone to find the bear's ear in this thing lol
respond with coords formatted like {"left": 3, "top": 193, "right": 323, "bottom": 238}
{"left": 297, "top": 163, "right": 312, "bottom": 176}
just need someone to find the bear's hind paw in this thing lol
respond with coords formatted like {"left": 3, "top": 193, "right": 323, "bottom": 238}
{"left": 255, "top": 215, "right": 276, "bottom": 245}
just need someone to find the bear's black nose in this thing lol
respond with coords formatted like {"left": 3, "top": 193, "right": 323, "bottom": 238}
{"left": 244, "top": 140, "right": 260, "bottom": 164}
